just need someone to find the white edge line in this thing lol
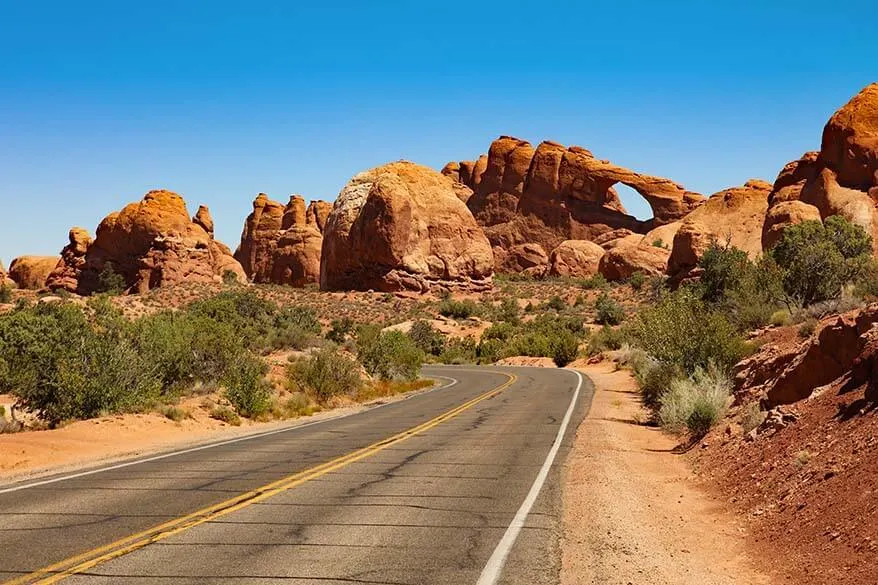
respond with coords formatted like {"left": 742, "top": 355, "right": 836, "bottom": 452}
{"left": 0, "top": 374, "right": 460, "bottom": 495}
{"left": 476, "top": 369, "right": 582, "bottom": 585}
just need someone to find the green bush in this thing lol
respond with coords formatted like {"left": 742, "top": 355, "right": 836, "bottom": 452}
{"left": 438, "top": 337, "right": 478, "bottom": 364}
{"left": 580, "top": 274, "right": 608, "bottom": 290}
{"left": 326, "top": 317, "right": 355, "bottom": 344}
{"left": 408, "top": 320, "right": 446, "bottom": 356}
{"left": 222, "top": 269, "right": 240, "bottom": 286}
{"left": 476, "top": 338, "right": 504, "bottom": 364}
{"left": 0, "top": 302, "right": 161, "bottom": 426}
{"left": 210, "top": 405, "right": 241, "bottom": 426}
{"left": 286, "top": 348, "right": 362, "bottom": 404}
{"left": 0, "top": 283, "right": 12, "bottom": 304}
{"left": 482, "top": 321, "right": 517, "bottom": 342}
{"left": 698, "top": 241, "right": 750, "bottom": 304}
{"left": 628, "top": 271, "right": 646, "bottom": 291}
{"left": 635, "top": 359, "right": 683, "bottom": 410}
{"left": 437, "top": 298, "right": 479, "bottom": 319}
{"left": 770, "top": 216, "right": 872, "bottom": 306}
{"left": 223, "top": 353, "right": 271, "bottom": 418}
{"left": 357, "top": 327, "right": 424, "bottom": 381}
{"left": 551, "top": 330, "right": 580, "bottom": 367}
{"left": 626, "top": 288, "right": 749, "bottom": 375}
{"left": 594, "top": 292, "right": 624, "bottom": 325}
{"left": 587, "top": 325, "right": 624, "bottom": 356}
{"left": 96, "top": 262, "right": 127, "bottom": 295}
{"left": 544, "top": 295, "right": 567, "bottom": 311}
{"left": 495, "top": 296, "right": 520, "bottom": 323}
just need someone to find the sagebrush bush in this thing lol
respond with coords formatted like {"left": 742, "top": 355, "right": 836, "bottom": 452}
{"left": 628, "top": 271, "right": 646, "bottom": 291}
{"left": 357, "top": 327, "right": 424, "bottom": 381}
{"left": 0, "top": 284, "right": 12, "bottom": 304}
{"left": 223, "top": 353, "right": 272, "bottom": 418}
{"left": 587, "top": 325, "right": 624, "bottom": 356}
{"left": 594, "top": 292, "right": 624, "bottom": 325}
{"left": 286, "top": 348, "right": 362, "bottom": 404}
{"left": 437, "top": 298, "right": 479, "bottom": 319}
{"left": 325, "top": 317, "right": 355, "bottom": 344}
{"left": 580, "top": 274, "right": 608, "bottom": 290}
{"left": 658, "top": 366, "right": 730, "bottom": 436}
{"left": 408, "top": 320, "right": 446, "bottom": 356}
{"left": 635, "top": 359, "right": 682, "bottom": 410}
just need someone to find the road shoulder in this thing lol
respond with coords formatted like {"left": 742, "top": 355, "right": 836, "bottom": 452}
{"left": 561, "top": 362, "right": 771, "bottom": 585}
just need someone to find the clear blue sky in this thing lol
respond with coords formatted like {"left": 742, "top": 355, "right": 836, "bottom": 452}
{"left": 0, "top": 0, "right": 875, "bottom": 262}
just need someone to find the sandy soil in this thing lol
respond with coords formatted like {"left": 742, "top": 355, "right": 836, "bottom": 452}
{"left": 561, "top": 363, "right": 772, "bottom": 585}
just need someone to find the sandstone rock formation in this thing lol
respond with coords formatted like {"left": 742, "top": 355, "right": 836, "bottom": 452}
{"left": 761, "top": 200, "right": 822, "bottom": 250}
{"left": 0, "top": 260, "right": 13, "bottom": 289}
{"left": 321, "top": 161, "right": 494, "bottom": 292}
{"left": 598, "top": 231, "right": 674, "bottom": 281}
{"left": 733, "top": 305, "right": 878, "bottom": 407}
{"left": 443, "top": 137, "right": 703, "bottom": 272}
{"left": 47, "top": 228, "right": 94, "bottom": 292}
{"left": 500, "top": 243, "right": 549, "bottom": 274}
{"left": 548, "top": 240, "right": 605, "bottom": 277}
{"left": 234, "top": 194, "right": 328, "bottom": 287}
{"left": 8, "top": 256, "right": 60, "bottom": 290}
{"left": 668, "top": 180, "right": 772, "bottom": 276}
{"left": 765, "top": 83, "right": 878, "bottom": 253}
{"left": 48, "top": 190, "right": 245, "bottom": 294}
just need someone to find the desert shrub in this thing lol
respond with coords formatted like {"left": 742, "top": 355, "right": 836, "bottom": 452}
{"left": 438, "top": 337, "right": 478, "bottom": 364}
{"left": 594, "top": 292, "right": 624, "bottom": 325}
{"left": 326, "top": 317, "right": 355, "bottom": 344}
{"left": 222, "top": 269, "right": 240, "bottom": 286}
{"left": 633, "top": 358, "right": 682, "bottom": 410}
{"left": 587, "top": 325, "right": 624, "bottom": 355}
{"left": 482, "top": 321, "right": 517, "bottom": 342}
{"left": 723, "top": 257, "right": 786, "bottom": 330}
{"left": 741, "top": 402, "right": 766, "bottom": 434}
{"left": 544, "top": 295, "right": 567, "bottom": 311}
{"left": 476, "top": 338, "right": 504, "bottom": 364}
{"left": 627, "top": 288, "right": 749, "bottom": 375}
{"left": 437, "top": 298, "right": 479, "bottom": 319}
{"left": 495, "top": 296, "right": 520, "bottom": 323}
{"left": 357, "top": 328, "right": 424, "bottom": 381}
{"left": 698, "top": 241, "right": 750, "bottom": 304}
{"left": 0, "top": 284, "right": 12, "bottom": 304}
{"left": 658, "top": 366, "right": 730, "bottom": 436}
{"left": 628, "top": 271, "right": 646, "bottom": 291}
{"left": 551, "top": 330, "right": 580, "bottom": 367}
{"left": 222, "top": 353, "right": 271, "bottom": 418}
{"left": 210, "top": 405, "right": 241, "bottom": 426}
{"left": 769, "top": 309, "right": 792, "bottom": 327}
{"left": 797, "top": 318, "right": 818, "bottom": 338}
{"left": 580, "top": 274, "right": 608, "bottom": 290}
{"left": 159, "top": 405, "right": 188, "bottom": 422}
{"left": 187, "top": 291, "right": 318, "bottom": 353}
{"left": 286, "top": 348, "right": 362, "bottom": 404}
{"left": 408, "top": 320, "right": 446, "bottom": 356}
{"left": 769, "top": 216, "right": 872, "bottom": 306}
{"left": 96, "top": 262, "right": 127, "bottom": 295}
{"left": 0, "top": 301, "right": 160, "bottom": 425}
{"left": 614, "top": 344, "right": 650, "bottom": 372}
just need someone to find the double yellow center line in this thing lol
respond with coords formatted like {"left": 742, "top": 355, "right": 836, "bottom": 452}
{"left": 7, "top": 372, "right": 516, "bottom": 585}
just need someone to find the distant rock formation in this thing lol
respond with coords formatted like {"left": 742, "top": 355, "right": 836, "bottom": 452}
{"left": 321, "top": 161, "right": 494, "bottom": 292}
{"left": 8, "top": 256, "right": 59, "bottom": 290}
{"left": 548, "top": 240, "right": 605, "bottom": 278}
{"left": 47, "top": 190, "right": 245, "bottom": 294}
{"left": 443, "top": 136, "right": 704, "bottom": 272}
{"left": 234, "top": 194, "right": 328, "bottom": 287}
{"left": 0, "top": 259, "right": 14, "bottom": 289}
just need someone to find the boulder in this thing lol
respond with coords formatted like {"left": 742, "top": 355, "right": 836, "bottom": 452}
{"left": 598, "top": 235, "right": 671, "bottom": 281}
{"left": 235, "top": 194, "right": 326, "bottom": 286}
{"left": 548, "top": 240, "right": 605, "bottom": 277}
{"left": 445, "top": 136, "right": 703, "bottom": 272}
{"left": 46, "top": 228, "right": 93, "bottom": 292}
{"left": 761, "top": 200, "right": 822, "bottom": 250}
{"left": 52, "top": 190, "right": 245, "bottom": 294}
{"left": 8, "top": 256, "right": 60, "bottom": 290}
{"left": 668, "top": 180, "right": 771, "bottom": 277}
{"left": 320, "top": 161, "right": 494, "bottom": 292}
{"left": 501, "top": 243, "right": 549, "bottom": 273}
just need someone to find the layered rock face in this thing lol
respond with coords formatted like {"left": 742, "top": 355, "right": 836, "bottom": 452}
{"left": 234, "top": 194, "right": 328, "bottom": 287}
{"left": 47, "top": 190, "right": 245, "bottom": 294}
{"left": 321, "top": 161, "right": 494, "bottom": 292}
{"left": 8, "top": 256, "right": 59, "bottom": 290}
{"left": 765, "top": 83, "right": 878, "bottom": 253}
{"left": 443, "top": 136, "right": 704, "bottom": 272}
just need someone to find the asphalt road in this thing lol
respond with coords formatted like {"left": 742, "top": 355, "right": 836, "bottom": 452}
{"left": 0, "top": 366, "right": 592, "bottom": 585}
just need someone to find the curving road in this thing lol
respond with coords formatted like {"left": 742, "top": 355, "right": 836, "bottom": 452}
{"left": 0, "top": 366, "right": 593, "bottom": 585}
